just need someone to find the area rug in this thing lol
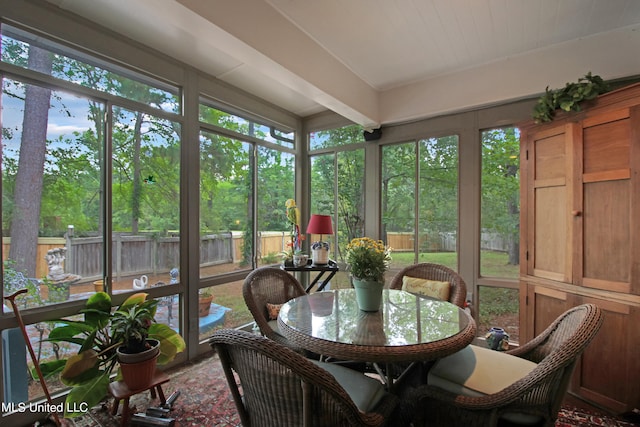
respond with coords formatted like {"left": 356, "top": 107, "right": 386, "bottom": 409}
{"left": 44, "top": 352, "right": 636, "bottom": 427}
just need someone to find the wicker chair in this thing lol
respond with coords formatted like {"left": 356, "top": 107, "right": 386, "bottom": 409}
{"left": 389, "top": 263, "right": 467, "bottom": 308}
{"left": 408, "top": 303, "right": 604, "bottom": 427}
{"left": 209, "top": 329, "right": 403, "bottom": 427}
{"left": 242, "top": 266, "right": 307, "bottom": 350}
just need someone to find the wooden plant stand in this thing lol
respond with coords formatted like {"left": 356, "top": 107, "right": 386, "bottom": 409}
{"left": 108, "top": 370, "right": 169, "bottom": 426}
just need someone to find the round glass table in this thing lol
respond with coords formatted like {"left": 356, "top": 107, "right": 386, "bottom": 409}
{"left": 278, "top": 289, "right": 476, "bottom": 364}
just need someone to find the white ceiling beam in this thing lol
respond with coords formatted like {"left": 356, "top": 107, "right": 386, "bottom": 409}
{"left": 176, "top": 0, "right": 380, "bottom": 128}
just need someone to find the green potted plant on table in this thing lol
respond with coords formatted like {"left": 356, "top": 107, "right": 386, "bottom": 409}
{"left": 39, "top": 292, "right": 186, "bottom": 418}
{"left": 345, "top": 237, "right": 391, "bottom": 312}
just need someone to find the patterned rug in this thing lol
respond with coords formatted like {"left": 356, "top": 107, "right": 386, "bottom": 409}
{"left": 39, "top": 352, "right": 636, "bottom": 427}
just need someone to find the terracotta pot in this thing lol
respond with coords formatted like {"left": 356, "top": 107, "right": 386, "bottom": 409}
{"left": 93, "top": 280, "right": 103, "bottom": 292}
{"left": 117, "top": 339, "right": 160, "bottom": 390}
{"left": 119, "top": 354, "right": 158, "bottom": 390}
{"left": 199, "top": 295, "right": 214, "bottom": 317}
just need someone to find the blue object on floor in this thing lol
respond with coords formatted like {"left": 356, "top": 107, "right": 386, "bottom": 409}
{"left": 199, "top": 303, "right": 231, "bottom": 334}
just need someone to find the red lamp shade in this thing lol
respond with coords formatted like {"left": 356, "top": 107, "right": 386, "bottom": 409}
{"left": 306, "top": 214, "right": 333, "bottom": 236}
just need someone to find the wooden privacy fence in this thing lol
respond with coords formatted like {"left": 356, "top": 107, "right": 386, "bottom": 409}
{"left": 3, "top": 230, "right": 511, "bottom": 283}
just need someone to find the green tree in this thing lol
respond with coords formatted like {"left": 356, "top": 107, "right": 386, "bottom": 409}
{"left": 481, "top": 128, "right": 520, "bottom": 265}
{"left": 310, "top": 125, "right": 365, "bottom": 261}
{"left": 8, "top": 45, "right": 53, "bottom": 277}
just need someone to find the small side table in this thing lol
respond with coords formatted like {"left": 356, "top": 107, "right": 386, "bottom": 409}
{"left": 281, "top": 259, "right": 339, "bottom": 293}
{"left": 108, "top": 370, "right": 169, "bottom": 426}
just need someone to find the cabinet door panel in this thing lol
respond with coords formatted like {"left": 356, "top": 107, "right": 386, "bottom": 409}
{"left": 529, "top": 125, "right": 574, "bottom": 282}
{"left": 583, "top": 118, "right": 630, "bottom": 176}
{"left": 534, "top": 186, "right": 567, "bottom": 281}
{"left": 523, "top": 285, "right": 570, "bottom": 343}
{"left": 572, "top": 297, "right": 639, "bottom": 413}
{"left": 582, "top": 180, "right": 630, "bottom": 291}
{"left": 581, "top": 117, "right": 632, "bottom": 293}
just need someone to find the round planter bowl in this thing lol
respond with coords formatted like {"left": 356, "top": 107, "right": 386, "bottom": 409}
{"left": 352, "top": 278, "right": 384, "bottom": 312}
{"left": 119, "top": 353, "right": 159, "bottom": 390}
{"left": 117, "top": 339, "right": 160, "bottom": 390}
{"left": 199, "top": 295, "right": 214, "bottom": 317}
{"left": 116, "top": 339, "right": 160, "bottom": 364}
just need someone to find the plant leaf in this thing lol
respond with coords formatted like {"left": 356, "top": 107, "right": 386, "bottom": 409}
{"left": 33, "top": 359, "right": 67, "bottom": 379}
{"left": 60, "top": 350, "right": 99, "bottom": 381}
{"left": 64, "top": 373, "right": 110, "bottom": 418}
{"left": 149, "top": 323, "right": 186, "bottom": 365}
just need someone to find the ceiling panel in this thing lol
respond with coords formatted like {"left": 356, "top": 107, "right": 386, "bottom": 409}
{"left": 47, "top": 0, "right": 640, "bottom": 125}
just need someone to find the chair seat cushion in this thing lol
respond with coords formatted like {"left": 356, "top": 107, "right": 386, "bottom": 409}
{"left": 311, "top": 360, "right": 387, "bottom": 412}
{"left": 428, "top": 344, "right": 542, "bottom": 425}
{"left": 401, "top": 276, "right": 450, "bottom": 301}
{"left": 428, "top": 344, "right": 537, "bottom": 395}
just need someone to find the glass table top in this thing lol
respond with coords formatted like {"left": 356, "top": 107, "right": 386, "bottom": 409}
{"left": 279, "top": 289, "right": 472, "bottom": 348}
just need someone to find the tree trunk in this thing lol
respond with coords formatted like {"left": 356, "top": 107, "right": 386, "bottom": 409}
{"left": 8, "top": 46, "right": 53, "bottom": 277}
{"left": 131, "top": 111, "right": 144, "bottom": 234}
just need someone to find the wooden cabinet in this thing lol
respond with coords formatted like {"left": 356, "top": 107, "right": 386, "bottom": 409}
{"left": 519, "top": 83, "right": 640, "bottom": 413}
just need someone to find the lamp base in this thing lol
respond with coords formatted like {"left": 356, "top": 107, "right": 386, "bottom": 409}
{"left": 312, "top": 247, "right": 329, "bottom": 265}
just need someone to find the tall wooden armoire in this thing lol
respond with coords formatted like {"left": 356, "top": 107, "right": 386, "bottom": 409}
{"left": 519, "top": 83, "right": 640, "bottom": 413}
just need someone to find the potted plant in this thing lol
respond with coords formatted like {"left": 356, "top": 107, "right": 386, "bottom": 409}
{"left": 198, "top": 288, "right": 214, "bottom": 317}
{"left": 280, "top": 199, "right": 303, "bottom": 266}
{"left": 39, "top": 292, "right": 186, "bottom": 418}
{"left": 345, "top": 237, "right": 391, "bottom": 311}
{"left": 111, "top": 296, "right": 160, "bottom": 389}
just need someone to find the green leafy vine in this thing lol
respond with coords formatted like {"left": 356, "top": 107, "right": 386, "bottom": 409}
{"left": 532, "top": 72, "right": 609, "bottom": 123}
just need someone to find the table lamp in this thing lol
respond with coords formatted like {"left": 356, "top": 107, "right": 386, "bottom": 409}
{"left": 306, "top": 214, "right": 333, "bottom": 265}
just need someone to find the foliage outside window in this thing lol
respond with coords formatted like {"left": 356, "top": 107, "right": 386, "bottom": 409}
{"left": 309, "top": 124, "right": 365, "bottom": 150}
{"left": 256, "top": 147, "right": 295, "bottom": 265}
{"left": 310, "top": 125, "right": 365, "bottom": 269}
{"left": 479, "top": 127, "right": 520, "bottom": 343}
{"left": 480, "top": 127, "right": 520, "bottom": 277}
{"left": 199, "top": 102, "right": 294, "bottom": 147}
{"left": 382, "top": 136, "right": 459, "bottom": 273}
{"left": 1, "top": 23, "right": 186, "bottom": 407}
{"left": 3, "top": 25, "right": 180, "bottom": 114}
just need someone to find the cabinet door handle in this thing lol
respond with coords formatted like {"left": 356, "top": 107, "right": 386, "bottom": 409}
{"left": 572, "top": 210, "right": 582, "bottom": 217}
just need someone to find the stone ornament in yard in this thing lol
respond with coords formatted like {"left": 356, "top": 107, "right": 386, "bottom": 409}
{"left": 46, "top": 247, "right": 70, "bottom": 281}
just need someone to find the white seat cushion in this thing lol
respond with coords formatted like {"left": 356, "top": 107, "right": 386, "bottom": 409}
{"left": 429, "top": 344, "right": 537, "bottom": 395}
{"left": 311, "top": 360, "right": 387, "bottom": 412}
{"left": 428, "top": 344, "right": 542, "bottom": 425}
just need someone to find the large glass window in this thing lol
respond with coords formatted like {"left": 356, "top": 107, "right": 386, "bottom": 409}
{"left": 310, "top": 125, "right": 365, "bottom": 289}
{"left": 199, "top": 130, "right": 251, "bottom": 277}
{"left": 1, "top": 23, "right": 183, "bottom": 406}
{"left": 480, "top": 127, "right": 520, "bottom": 278}
{"left": 382, "top": 136, "right": 459, "bottom": 275}
{"left": 111, "top": 106, "right": 181, "bottom": 293}
{"left": 382, "top": 142, "right": 417, "bottom": 271}
{"left": 200, "top": 103, "right": 293, "bottom": 147}
{"left": 479, "top": 127, "right": 520, "bottom": 342}
{"left": 2, "top": 79, "right": 105, "bottom": 309}
{"left": 418, "top": 136, "right": 459, "bottom": 269}
{"left": 197, "top": 111, "right": 296, "bottom": 339}
{"left": 256, "top": 147, "right": 295, "bottom": 266}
